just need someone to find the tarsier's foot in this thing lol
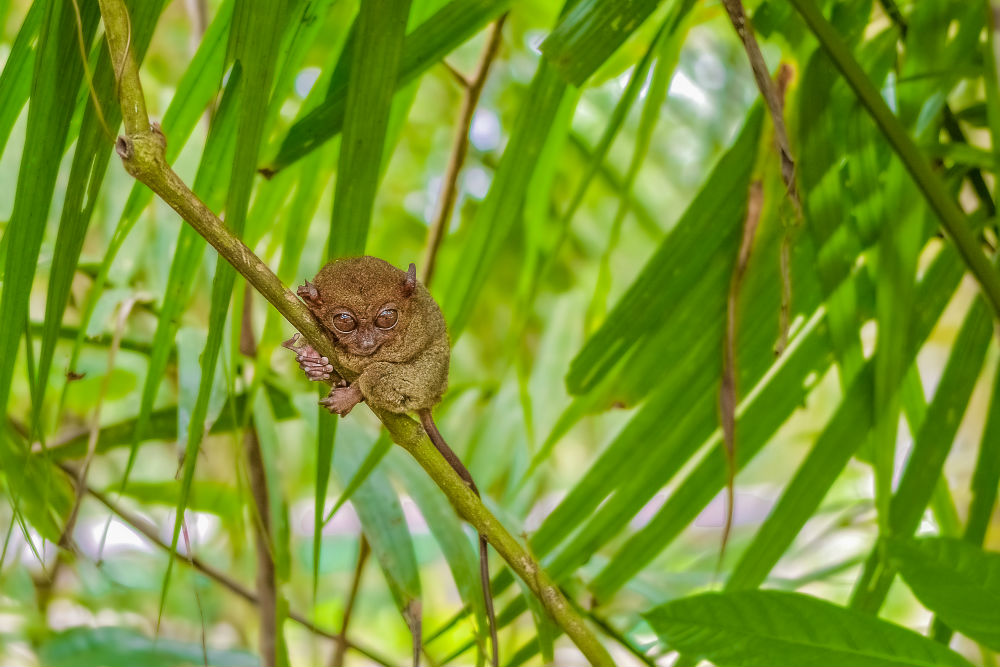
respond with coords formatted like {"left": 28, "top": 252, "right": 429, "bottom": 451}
{"left": 282, "top": 333, "right": 335, "bottom": 381}
{"left": 297, "top": 280, "right": 323, "bottom": 310}
{"left": 319, "top": 383, "right": 364, "bottom": 417}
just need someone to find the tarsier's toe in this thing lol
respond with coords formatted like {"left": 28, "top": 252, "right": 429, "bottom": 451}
{"left": 319, "top": 385, "right": 362, "bottom": 416}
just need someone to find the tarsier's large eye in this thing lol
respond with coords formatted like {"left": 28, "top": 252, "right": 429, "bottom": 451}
{"left": 332, "top": 312, "right": 357, "bottom": 333}
{"left": 375, "top": 309, "right": 398, "bottom": 330}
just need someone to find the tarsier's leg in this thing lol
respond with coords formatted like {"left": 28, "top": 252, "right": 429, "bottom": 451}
{"left": 281, "top": 333, "right": 336, "bottom": 381}
{"left": 356, "top": 338, "right": 449, "bottom": 413}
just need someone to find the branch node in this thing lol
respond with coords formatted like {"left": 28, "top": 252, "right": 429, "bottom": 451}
{"left": 115, "top": 136, "right": 131, "bottom": 160}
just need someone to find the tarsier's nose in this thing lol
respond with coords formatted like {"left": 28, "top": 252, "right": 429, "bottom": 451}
{"left": 358, "top": 330, "right": 376, "bottom": 351}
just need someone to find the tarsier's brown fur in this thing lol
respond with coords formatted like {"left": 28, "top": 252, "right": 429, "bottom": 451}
{"left": 285, "top": 256, "right": 497, "bottom": 667}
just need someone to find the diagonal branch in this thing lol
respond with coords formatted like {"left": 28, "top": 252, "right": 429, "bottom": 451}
{"left": 94, "top": 2, "right": 611, "bottom": 664}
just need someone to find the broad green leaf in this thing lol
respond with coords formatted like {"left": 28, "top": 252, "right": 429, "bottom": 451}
{"left": 38, "top": 626, "right": 259, "bottom": 667}
{"left": 265, "top": 0, "right": 511, "bottom": 173}
{"left": 541, "top": 0, "right": 666, "bottom": 86}
{"left": 328, "top": 0, "right": 412, "bottom": 258}
{"left": 644, "top": 590, "right": 973, "bottom": 667}
{"left": 890, "top": 537, "right": 1000, "bottom": 652}
{"left": 0, "top": 0, "right": 42, "bottom": 160}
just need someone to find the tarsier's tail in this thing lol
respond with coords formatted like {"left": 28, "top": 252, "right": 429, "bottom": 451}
{"left": 418, "top": 409, "right": 499, "bottom": 667}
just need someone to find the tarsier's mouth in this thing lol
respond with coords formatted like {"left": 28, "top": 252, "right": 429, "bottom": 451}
{"left": 348, "top": 343, "right": 383, "bottom": 358}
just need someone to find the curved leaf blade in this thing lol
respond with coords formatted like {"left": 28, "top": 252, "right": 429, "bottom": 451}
{"left": 890, "top": 537, "right": 1000, "bottom": 652}
{"left": 645, "top": 590, "right": 973, "bottom": 667}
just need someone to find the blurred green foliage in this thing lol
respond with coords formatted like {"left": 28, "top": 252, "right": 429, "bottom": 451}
{"left": 1, "top": 0, "right": 999, "bottom": 665}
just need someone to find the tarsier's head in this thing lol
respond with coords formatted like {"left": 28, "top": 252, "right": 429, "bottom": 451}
{"left": 305, "top": 256, "right": 420, "bottom": 358}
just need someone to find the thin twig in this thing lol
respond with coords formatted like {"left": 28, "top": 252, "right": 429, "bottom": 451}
{"left": 422, "top": 15, "right": 507, "bottom": 286}
{"left": 245, "top": 426, "right": 278, "bottom": 667}
{"left": 773, "top": 63, "right": 795, "bottom": 357}
{"left": 440, "top": 59, "right": 472, "bottom": 89}
{"left": 71, "top": 0, "right": 114, "bottom": 143}
{"left": 60, "top": 463, "right": 396, "bottom": 667}
{"left": 721, "top": 0, "right": 801, "bottom": 216}
{"left": 59, "top": 297, "right": 138, "bottom": 549}
{"left": 718, "top": 180, "right": 764, "bottom": 569}
{"left": 331, "top": 536, "right": 370, "bottom": 667}
{"left": 96, "top": 2, "right": 612, "bottom": 662}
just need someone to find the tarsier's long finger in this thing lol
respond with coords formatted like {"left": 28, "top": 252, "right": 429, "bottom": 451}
{"left": 281, "top": 333, "right": 303, "bottom": 350}
{"left": 301, "top": 365, "right": 333, "bottom": 381}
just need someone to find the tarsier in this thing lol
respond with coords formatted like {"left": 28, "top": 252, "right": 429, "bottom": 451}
{"left": 283, "top": 256, "right": 498, "bottom": 667}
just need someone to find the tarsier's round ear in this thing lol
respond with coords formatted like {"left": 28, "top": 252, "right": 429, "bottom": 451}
{"left": 403, "top": 262, "right": 416, "bottom": 296}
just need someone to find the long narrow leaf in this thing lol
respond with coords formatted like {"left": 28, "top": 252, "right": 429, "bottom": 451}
{"left": 0, "top": 0, "right": 42, "bottom": 160}
{"left": 541, "top": 0, "right": 665, "bottom": 86}
{"left": 265, "top": 0, "right": 511, "bottom": 173}
{"left": 328, "top": 0, "right": 412, "bottom": 258}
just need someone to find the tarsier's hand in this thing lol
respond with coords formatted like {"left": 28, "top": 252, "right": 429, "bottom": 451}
{"left": 282, "top": 333, "right": 336, "bottom": 382}
{"left": 319, "top": 384, "right": 363, "bottom": 416}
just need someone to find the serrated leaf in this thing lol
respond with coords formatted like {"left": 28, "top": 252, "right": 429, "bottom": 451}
{"left": 644, "top": 590, "right": 973, "bottom": 667}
